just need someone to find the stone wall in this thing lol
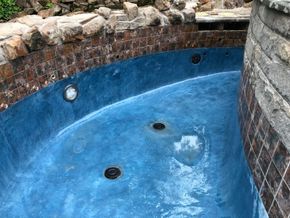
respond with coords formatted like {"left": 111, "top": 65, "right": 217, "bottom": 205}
{"left": 12, "top": 0, "right": 246, "bottom": 19}
{"left": 239, "top": 0, "right": 290, "bottom": 217}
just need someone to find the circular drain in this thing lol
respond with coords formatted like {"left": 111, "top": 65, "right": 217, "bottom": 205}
{"left": 104, "top": 166, "right": 122, "bottom": 180}
{"left": 152, "top": 122, "right": 166, "bottom": 130}
{"left": 192, "top": 54, "right": 201, "bottom": 64}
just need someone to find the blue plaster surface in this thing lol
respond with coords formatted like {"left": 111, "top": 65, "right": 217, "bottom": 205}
{"left": 0, "top": 48, "right": 267, "bottom": 217}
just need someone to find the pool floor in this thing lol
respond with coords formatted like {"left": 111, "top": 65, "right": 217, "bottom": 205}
{"left": 0, "top": 71, "right": 266, "bottom": 217}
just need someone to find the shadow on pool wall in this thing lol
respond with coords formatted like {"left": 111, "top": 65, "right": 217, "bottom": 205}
{"left": 0, "top": 47, "right": 244, "bottom": 196}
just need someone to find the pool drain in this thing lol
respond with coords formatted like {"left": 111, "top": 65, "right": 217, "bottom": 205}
{"left": 104, "top": 166, "right": 122, "bottom": 180}
{"left": 152, "top": 122, "right": 166, "bottom": 130}
{"left": 192, "top": 54, "right": 201, "bottom": 64}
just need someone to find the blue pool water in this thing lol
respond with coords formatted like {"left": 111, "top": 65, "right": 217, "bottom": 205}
{"left": 0, "top": 48, "right": 267, "bottom": 217}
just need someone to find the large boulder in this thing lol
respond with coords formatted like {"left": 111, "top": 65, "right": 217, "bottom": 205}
{"left": 123, "top": 2, "right": 139, "bottom": 20}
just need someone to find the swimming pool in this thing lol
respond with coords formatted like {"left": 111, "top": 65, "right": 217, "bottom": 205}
{"left": 0, "top": 48, "right": 267, "bottom": 217}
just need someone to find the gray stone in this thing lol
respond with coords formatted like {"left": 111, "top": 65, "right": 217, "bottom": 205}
{"left": 0, "top": 23, "right": 30, "bottom": 37}
{"left": 39, "top": 19, "right": 61, "bottom": 45}
{"left": 105, "top": 15, "right": 118, "bottom": 34}
{"left": 96, "top": 7, "right": 112, "bottom": 19}
{"left": 83, "top": 16, "right": 106, "bottom": 36}
{"left": 14, "top": 15, "right": 44, "bottom": 27}
{"left": 115, "top": 16, "right": 146, "bottom": 30}
{"left": 123, "top": 2, "right": 138, "bottom": 20}
{"left": 38, "top": 5, "right": 62, "bottom": 18}
{"left": 159, "top": 12, "right": 170, "bottom": 26}
{"left": 110, "top": 11, "right": 129, "bottom": 21}
{"left": 21, "top": 26, "right": 46, "bottom": 51}
{"left": 29, "top": 0, "right": 44, "bottom": 12}
{"left": 140, "top": 6, "right": 161, "bottom": 26}
{"left": 199, "top": 2, "right": 213, "bottom": 11}
{"left": 173, "top": 0, "right": 186, "bottom": 10}
{"left": 182, "top": 8, "right": 195, "bottom": 23}
{"left": 57, "top": 21, "right": 83, "bottom": 42}
{"left": 64, "top": 13, "right": 99, "bottom": 24}
{"left": 154, "top": 0, "right": 170, "bottom": 11}
{"left": 164, "top": 9, "right": 184, "bottom": 25}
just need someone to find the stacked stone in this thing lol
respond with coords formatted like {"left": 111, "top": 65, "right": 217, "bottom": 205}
{"left": 15, "top": 0, "right": 155, "bottom": 17}
{"left": 0, "top": 2, "right": 195, "bottom": 65}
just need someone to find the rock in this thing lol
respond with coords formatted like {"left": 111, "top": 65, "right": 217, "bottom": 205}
{"left": 83, "top": 16, "right": 106, "bottom": 37}
{"left": 23, "top": 8, "right": 36, "bottom": 15}
{"left": 21, "top": 27, "right": 46, "bottom": 51}
{"left": 164, "top": 9, "right": 184, "bottom": 25}
{"left": 105, "top": 15, "right": 117, "bottom": 34}
{"left": 159, "top": 12, "right": 170, "bottom": 25}
{"left": 64, "top": 13, "right": 98, "bottom": 24}
{"left": 0, "top": 23, "right": 30, "bottom": 37}
{"left": 115, "top": 16, "right": 146, "bottom": 30}
{"left": 244, "top": 1, "right": 252, "bottom": 8}
{"left": 15, "top": 0, "right": 31, "bottom": 8}
{"left": 199, "top": 0, "right": 210, "bottom": 4}
{"left": 57, "top": 20, "right": 83, "bottom": 42}
{"left": 123, "top": 2, "right": 138, "bottom": 20}
{"left": 182, "top": 8, "right": 195, "bottom": 23}
{"left": 96, "top": 7, "right": 112, "bottom": 19}
{"left": 14, "top": 15, "right": 44, "bottom": 27}
{"left": 199, "top": 2, "right": 213, "bottom": 11}
{"left": 154, "top": 0, "right": 170, "bottom": 11}
{"left": 39, "top": 19, "right": 61, "bottom": 45}
{"left": 141, "top": 6, "right": 161, "bottom": 26}
{"left": 0, "top": 36, "right": 28, "bottom": 60}
{"left": 38, "top": 5, "right": 61, "bottom": 18}
{"left": 173, "top": 0, "right": 186, "bottom": 10}
{"left": 29, "top": 0, "right": 44, "bottom": 12}
{"left": 110, "top": 10, "right": 129, "bottom": 21}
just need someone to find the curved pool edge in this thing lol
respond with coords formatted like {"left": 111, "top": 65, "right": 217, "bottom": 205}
{"left": 0, "top": 47, "right": 244, "bottom": 196}
{"left": 0, "top": 24, "right": 248, "bottom": 112}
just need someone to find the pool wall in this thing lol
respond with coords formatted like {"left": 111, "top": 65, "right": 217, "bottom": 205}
{"left": 0, "top": 23, "right": 248, "bottom": 111}
{"left": 239, "top": 0, "right": 290, "bottom": 217}
{"left": 0, "top": 47, "right": 244, "bottom": 199}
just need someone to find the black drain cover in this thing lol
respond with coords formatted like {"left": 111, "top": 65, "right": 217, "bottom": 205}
{"left": 192, "top": 54, "right": 201, "bottom": 64}
{"left": 152, "top": 122, "right": 166, "bottom": 130}
{"left": 104, "top": 167, "right": 121, "bottom": 180}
